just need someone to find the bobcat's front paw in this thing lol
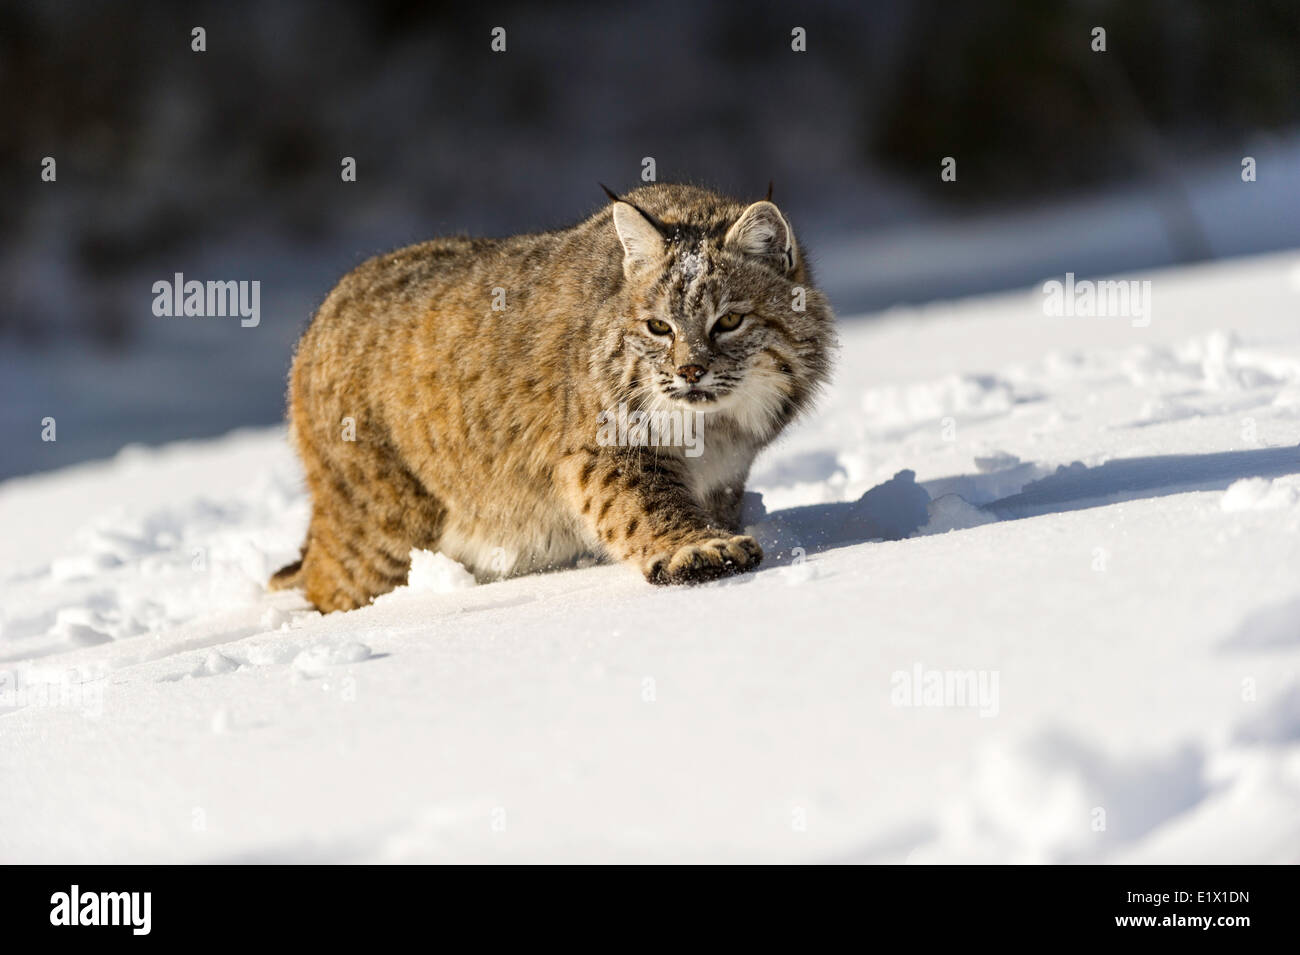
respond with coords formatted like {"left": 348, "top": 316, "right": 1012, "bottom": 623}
{"left": 645, "top": 534, "right": 763, "bottom": 585}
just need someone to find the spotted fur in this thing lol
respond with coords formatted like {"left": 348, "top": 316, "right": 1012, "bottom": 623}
{"left": 271, "top": 183, "right": 836, "bottom": 611}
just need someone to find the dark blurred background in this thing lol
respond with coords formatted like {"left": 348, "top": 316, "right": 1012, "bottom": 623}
{"left": 2, "top": 0, "right": 1299, "bottom": 478}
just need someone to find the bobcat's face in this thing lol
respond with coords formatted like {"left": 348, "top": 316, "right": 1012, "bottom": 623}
{"left": 612, "top": 195, "right": 833, "bottom": 439}
{"left": 624, "top": 255, "right": 791, "bottom": 428}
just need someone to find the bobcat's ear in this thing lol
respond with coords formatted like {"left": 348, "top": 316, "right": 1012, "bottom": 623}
{"left": 611, "top": 202, "right": 666, "bottom": 279}
{"left": 725, "top": 200, "right": 796, "bottom": 274}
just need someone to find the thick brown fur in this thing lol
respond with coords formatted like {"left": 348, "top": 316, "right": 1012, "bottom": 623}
{"left": 271, "top": 183, "right": 835, "bottom": 612}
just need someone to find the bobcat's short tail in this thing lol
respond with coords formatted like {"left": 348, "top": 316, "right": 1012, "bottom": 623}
{"left": 269, "top": 551, "right": 306, "bottom": 591}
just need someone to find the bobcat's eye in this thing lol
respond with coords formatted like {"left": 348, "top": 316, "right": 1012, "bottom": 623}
{"left": 713, "top": 312, "right": 745, "bottom": 334}
{"left": 646, "top": 318, "right": 673, "bottom": 336}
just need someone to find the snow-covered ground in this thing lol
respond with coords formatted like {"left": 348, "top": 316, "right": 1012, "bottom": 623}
{"left": 3, "top": 250, "right": 1300, "bottom": 863}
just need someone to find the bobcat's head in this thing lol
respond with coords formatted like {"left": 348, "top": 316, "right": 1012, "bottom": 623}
{"left": 607, "top": 184, "right": 834, "bottom": 440}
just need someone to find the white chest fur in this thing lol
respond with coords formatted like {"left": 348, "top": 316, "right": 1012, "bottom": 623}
{"left": 683, "top": 429, "right": 756, "bottom": 504}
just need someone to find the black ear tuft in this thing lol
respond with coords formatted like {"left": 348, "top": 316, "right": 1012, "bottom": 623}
{"left": 598, "top": 182, "right": 670, "bottom": 237}
{"left": 766, "top": 180, "right": 774, "bottom": 202}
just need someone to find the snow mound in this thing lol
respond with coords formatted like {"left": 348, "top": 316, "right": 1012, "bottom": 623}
{"left": 1218, "top": 595, "right": 1300, "bottom": 651}
{"left": 973, "top": 450, "right": 1021, "bottom": 473}
{"left": 913, "top": 730, "right": 1206, "bottom": 864}
{"left": 918, "top": 494, "right": 996, "bottom": 535}
{"left": 292, "top": 641, "right": 373, "bottom": 675}
{"left": 406, "top": 549, "right": 477, "bottom": 592}
{"left": 860, "top": 373, "right": 1021, "bottom": 429}
{"left": 1220, "top": 476, "right": 1300, "bottom": 511}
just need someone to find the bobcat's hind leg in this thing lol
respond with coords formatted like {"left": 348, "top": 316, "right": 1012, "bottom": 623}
{"left": 274, "top": 434, "right": 447, "bottom": 613}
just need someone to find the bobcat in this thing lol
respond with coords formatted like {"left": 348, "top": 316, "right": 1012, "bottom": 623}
{"left": 270, "top": 183, "right": 835, "bottom": 612}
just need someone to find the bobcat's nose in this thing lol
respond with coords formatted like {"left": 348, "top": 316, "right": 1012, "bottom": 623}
{"left": 677, "top": 364, "right": 707, "bottom": 384}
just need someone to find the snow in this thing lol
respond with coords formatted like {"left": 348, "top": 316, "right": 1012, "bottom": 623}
{"left": 2, "top": 250, "right": 1299, "bottom": 863}
{"left": 404, "top": 549, "right": 478, "bottom": 594}
{"left": 1220, "top": 476, "right": 1300, "bottom": 512}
